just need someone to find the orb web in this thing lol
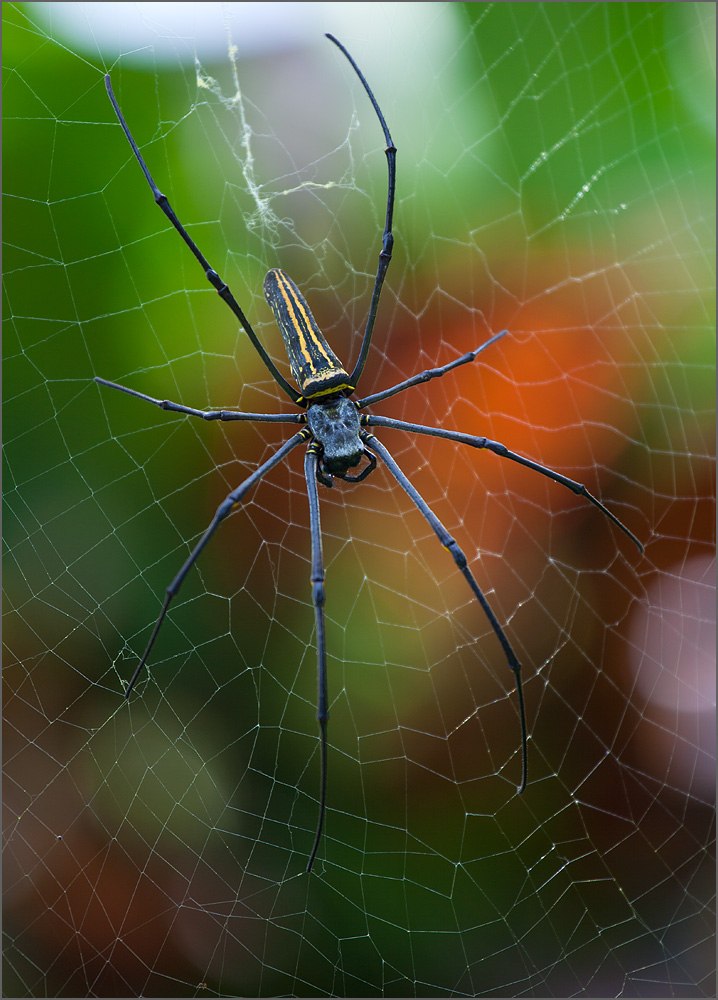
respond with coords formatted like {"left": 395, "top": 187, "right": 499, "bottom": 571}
{"left": 3, "top": 3, "right": 714, "bottom": 997}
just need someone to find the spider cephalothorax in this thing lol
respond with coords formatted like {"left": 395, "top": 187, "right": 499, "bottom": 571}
{"left": 305, "top": 396, "right": 376, "bottom": 486}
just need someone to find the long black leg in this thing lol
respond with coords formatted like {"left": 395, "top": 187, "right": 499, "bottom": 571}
{"left": 325, "top": 35, "right": 396, "bottom": 390}
{"left": 123, "top": 429, "right": 309, "bottom": 697}
{"left": 357, "top": 331, "right": 508, "bottom": 409}
{"left": 362, "top": 431, "right": 528, "bottom": 793}
{"left": 95, "top": 376, "right": 305, "bottom": 425}
{"left": 365, "top": 416, "right": 644, "bottom": 553}
{"left": 104, "top": 76, "right": 301, "bottom": 405}
{"left": 304, "top": 445, "right": 329, "bottom": 872}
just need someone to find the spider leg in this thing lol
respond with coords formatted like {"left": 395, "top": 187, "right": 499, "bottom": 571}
{"left": 304, "top": 444, "right": 329, "bottom": 873}
{"left": 325, "top": 36, "right": 396, "bottom": 390}
{"left": 95, "top": 376, "right": 304, "bottom": 424}
{"left": 365, "top": 416, "right": 644, "bottom": 553}
{"left": 104, "top": 76, "right": 301, "bottom": 405}
{"left": 357, "top": 330, "right": 508, "bottom": 409}
{"left": 123, "top": 429, "right": 309, "bottom": 698}
{"left": 362, "top": 431, "right": 528, "bottom": 794}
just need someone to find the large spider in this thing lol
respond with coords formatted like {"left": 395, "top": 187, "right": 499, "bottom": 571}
{"left": 97, "top": 34, "right": 643, "bottom": 872}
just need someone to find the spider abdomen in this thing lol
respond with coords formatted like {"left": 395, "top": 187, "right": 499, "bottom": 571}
{"left": 264, "top": 268, "right": 353, "bottom": 400}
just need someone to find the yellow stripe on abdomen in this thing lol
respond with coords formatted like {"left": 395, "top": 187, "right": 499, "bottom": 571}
{"left": 264, "top": 268, "right": 352, "bottom": 399}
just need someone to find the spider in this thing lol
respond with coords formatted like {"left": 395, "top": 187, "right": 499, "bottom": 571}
{"left": 97, "top": 34, "right": 643, "bottom": 873}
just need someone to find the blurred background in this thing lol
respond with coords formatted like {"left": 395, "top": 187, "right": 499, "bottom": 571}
{"left": 3, "top": 2, "right": 715, "bottom": 997}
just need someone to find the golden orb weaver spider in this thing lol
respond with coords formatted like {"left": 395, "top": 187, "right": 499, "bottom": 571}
{"left": 97, "top": 34, "right": 643, "bottom": 873}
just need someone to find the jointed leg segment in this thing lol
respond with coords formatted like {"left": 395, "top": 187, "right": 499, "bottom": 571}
{"left": 304, "top": 446, "right": 330, "bottom": 873}
{"left": 363, "top": 430, "right": 528, "bottom": 793}
{"left": 365, "top": 416, "right": 643, "bottom": 553}
{"left": 357, "top": 330, "right": 508, "bottom": 409}
{"left": 95, "top": 376, "right": 305, "bottom": 425}
{"left": 122, "top": 430, "right": 309, "bottom": 697}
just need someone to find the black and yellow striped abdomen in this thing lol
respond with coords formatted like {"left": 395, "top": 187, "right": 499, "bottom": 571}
{"left": 263, "top": 268, "right": 352, "bottom": 401}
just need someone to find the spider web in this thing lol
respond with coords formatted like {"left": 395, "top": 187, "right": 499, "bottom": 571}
{"left": 3, "top": 2, "right": 715, "bottom": 997}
